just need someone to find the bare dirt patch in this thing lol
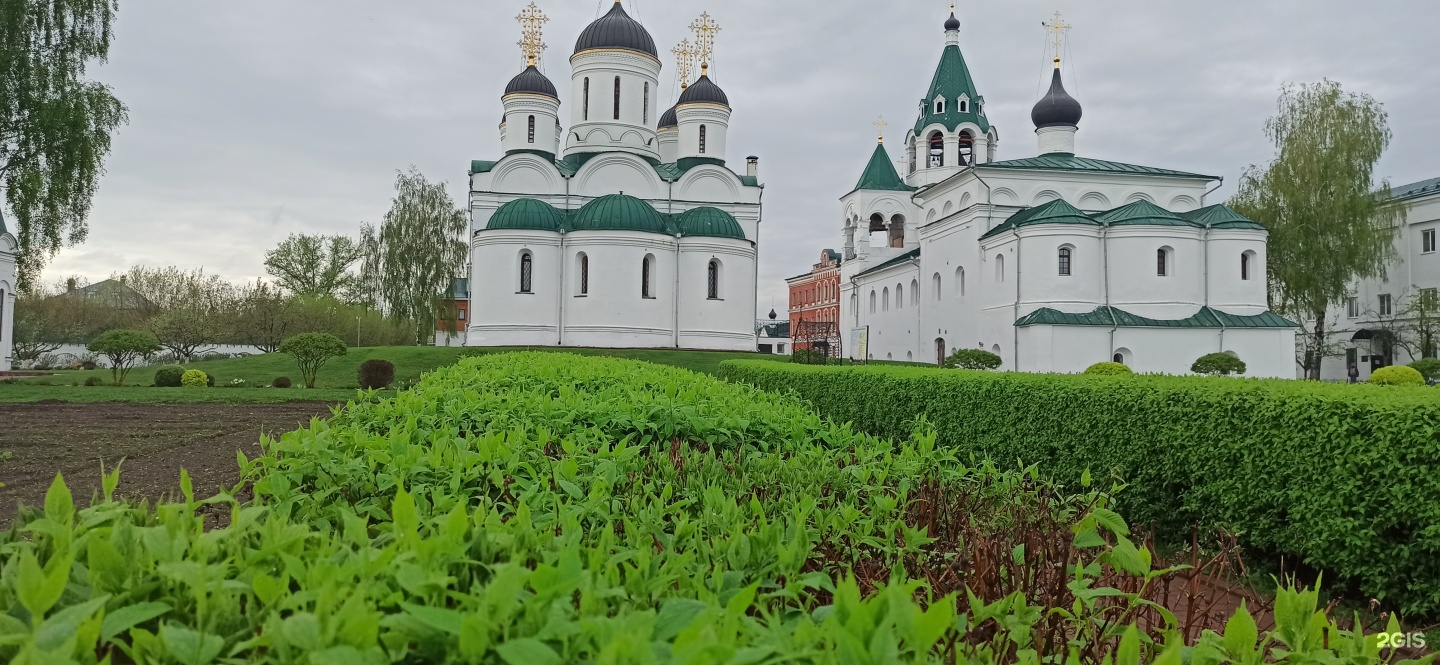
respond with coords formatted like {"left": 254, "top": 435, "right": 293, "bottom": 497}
{"left": 0, "top": 401, "right": 337, "bottom": 526}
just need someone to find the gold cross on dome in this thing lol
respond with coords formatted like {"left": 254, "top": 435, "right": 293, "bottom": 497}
{"left": 1042, "top": 11, "right": 1071, "bottom": 67}
{"left": 672, "top": 39, "right": 697, "bottom": 89}
{"left": 689, "top": 12, "right": 721, "bottom": 73}
{"left": 873, "top": 115, "right": 888, "bottom": 144}
{"left": 516, "top": 2, "right": 549, "bottom": 66}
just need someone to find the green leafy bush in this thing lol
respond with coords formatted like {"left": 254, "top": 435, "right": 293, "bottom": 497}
{"left": 86, "top": 329, "right": 161, "bottom": 385}
{"left": 357, "top": 359, "right": 396, "bottom": 389}
{"left": 278, "top": 332, "right": 348, "bottom": 388}
{"left": 1407, "top": 358, "right": 1440, "bottom": 385}
{"left": 0, "top": 353, "right": 1401, "bottom": 663}
{"left": 153, "top": 365, "right": 185, "bottom": 388}
{"left": 790, "top": 347, "right": 830, "bottom": 365}
{"left": 1084, "top": 361, "right": 1132, "bottom": 375}
{"left": 1191, "top": 352, "right": 1247, "bottom": 376}
{"left": 272, "top": 376, "right": 292, "bottom": 389}
{"left": 719, "top": 360, "right": 1440, "bottom": 615}
{"left": 180, "top": 369, "right": 208, "bottom": 388}
{"left": 82, "top": 376, "right": 103, "bottom": 387}
{"left": 1370, "top": 365, "right": 1424, "bottom": 386}
{"left": 943, "top": 348, "right": 1002, "bottom": 370}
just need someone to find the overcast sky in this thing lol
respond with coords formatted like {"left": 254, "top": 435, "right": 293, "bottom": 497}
{"left": 40, "top": 0, "right": 1440, "bottom": 317}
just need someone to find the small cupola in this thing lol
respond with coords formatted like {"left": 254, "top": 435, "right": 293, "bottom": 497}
{"left": 677, "top": 71, "right": 730, "bottom": 108}
{"left": 503, "top": 65, "right": 558, "bottom": 100}
{"left": 1031, "top": 59, "right": 1083, "bottom": 154}
{"left": 573, "top": 1, "right": 658, "bottom": 59}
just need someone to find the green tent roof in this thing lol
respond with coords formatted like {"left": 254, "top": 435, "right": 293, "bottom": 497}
{"left": 979, "top": 154, "right": 1215, "bottom": 180}
{"left": 570, "top": 194, "right": 671, "bottom": 234}
{"left": 853, "top": 143, "right": 915, "bottom": 193}
{"left": 1015, "top": 305, "right": 1296, "bottom": 329}
{"left": 677, "top": 207, "right": 746, "bottom": 240}
{"left": 1181, "top": 204, "right": 1266, "bottom": 230}
{"left": 486, "top": 198, "right": 568, "bottom": 232}
{"left": 1094, "top": 199, "right": 1202, "bottom": 228}
{"left": 981, "top": 199, "right": 1266, "bottom": 241}
{"left": 979, "top": 199, "right": 1099, "bottom": 240}
{"left": 913, "top": 44, "right": 990, "bottom": 134}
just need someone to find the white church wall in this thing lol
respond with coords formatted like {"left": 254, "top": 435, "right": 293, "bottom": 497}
{"left": 674, "top": 166, "right": 746, "bottom": 205}
{"left": 1016, "top": 228, "right": 1103, "bottom": 311}
{"left": 566, "top": 50, "right": 661, "bottom": 159}
{"left": 1205, "top": 231, "right": 1269, "bottom": 314}
{"left": 853, "top": 265, "right": 921, "bottom": 361}
{"left": 572, "top": 153, "right": 665, "bottom": 201}
{"left": 0, "top": 237, "right": 14, "bottom": 371}
{"left": 563, "top": 232, "right": 677, "bottom": 349}
{"left": 918, "top": 210, "right": 985, "bottom": 365}
{"left": 1106, "top": 229, "right": 1205, "bottom": 319}
{"left": 501, "top": 94, "right": 562, "bottom": 155}
{"left": 677, "top": 239, "right": 756, "bottom": 351}
{"left": 469, "top": 232, "right": 562, "bottom": 347}
{"left": 1019, "top": 325, "right": 1292, "bottom": 378}
{"left": 485, "top": 155, "right": 566, "bottom": 197}
{"left": 677, "top": 105, "right": 731, "bottom": 162}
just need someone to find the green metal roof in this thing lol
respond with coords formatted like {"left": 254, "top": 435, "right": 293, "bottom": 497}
{"left": 854, "top": 248, "right": 921, "bottom": 279}
{"left": 979, "top": 199, "right": 1099, "bottom": 240}
{"left": 1014, "top": 305, "right": 1297, "bottom": 329}
{"left": 677, "top": 206, "right": 746, "bottom": 240}
{"left": 979, "top": 154, "right": 1216, "bottom": 180}
{"left": 1094, "top": 199, "right": 1202, "bottom": 228}
{"left": 486, "top": 198, "right": 568, "bottom": 232}
{"left": 1181, "top": 204, "right": 1266, "bottom": 230}
{"left": 823, "top": 249, "right": 842, "bottom": 264}
{"left": 1390, "top": 176, "right": 1440, "bottom": 202}
{"left": 757, "top": 321, "right": 790, "bottom": 338}
{"left": 853, "top": 143, "right": 916, "bottom": 193}
{"left": 913, "top": 44, "right": 990, "bottom": 135}
{"left": 570, "top": 194, "right": 670, "bottom": 234}
{"left": 473, "top": 153, "right": 759, "bottom": 189}
{"left": 471, "top": 160, "right": 498, "bottom": 174}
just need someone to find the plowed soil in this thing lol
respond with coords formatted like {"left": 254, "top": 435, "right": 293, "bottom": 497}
{"left": 0, "top": 402, "right": 336, "bottom": 527}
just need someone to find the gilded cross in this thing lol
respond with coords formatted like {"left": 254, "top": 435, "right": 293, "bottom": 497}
{"left": 1042, "top": 11, "right": 1071, "bottom": 67}
{"left": 672, "top": 39, "right": 697, "bottom": 89}
{"left": 689, "top": 12, "right": 721, "bottom": 73}
{"left": 516, "top": 2, "right": 549, "bottom": 66}
{"left": 873, "top": 115, "right": 888, "bottom": 144}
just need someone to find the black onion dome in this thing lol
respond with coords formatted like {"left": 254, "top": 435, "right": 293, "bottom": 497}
{"left": 657, "top": 105, "right": 678, "bottom": 129}
{"left": 504, "top": 65, "right": 558, "bottom": 99}
{"left": 944, "top": 12, "right": 961, "bottom": 31}
{"left": 574, "top": 2, "right": 658, "bottom": 58}
{"left": 1031, "top": 68, "right": 1083, "bottom": 129}
{"left": 677, "top": 75, "right": 729, "bottom": 107}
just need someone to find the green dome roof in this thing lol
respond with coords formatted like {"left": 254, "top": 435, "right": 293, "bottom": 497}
{"left": 677, "top": 207, "right": 745, "bottom": 240}
{"left": 570, "top": 194, "right": 670, "bottom": 234}
{"left": 487, "top": 198, "right": 566, "bottom": 232}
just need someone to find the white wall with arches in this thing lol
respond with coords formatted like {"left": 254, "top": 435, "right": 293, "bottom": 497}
{"left": 0, "top": 230, "right": 14, "bottom": 371}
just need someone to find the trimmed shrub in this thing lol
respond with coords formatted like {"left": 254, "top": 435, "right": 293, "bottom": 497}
{"left": 944, "top": 348, "right": 1003, "bottom": 370}
{"left": 1408, "top": 358, "right": 1440, "bottom": 385}
{"left": 1084, "top": 361, "right": 1132, "bottom": 376}
{"left": 273, "top": 376, "right": 293, "bottom": 389}
{"left": 1191, "top": 352, "right": 1247, "bottom": 376}
{"left": 279, "top": 332, "right": 348, "bottom": 388}
{"left": 83, "top": 376, "right": 104, "bottom": 387}
{"left": 718, "top": 360, "right": 1440, "bottom": 615}
{"left": 1370, "top": 365, "right": 1424, "bottom": 386}
{"left": 181, "top": 369, "right": 208, "bottom": 388}
{"left": 358, "top": 359, "right": 396, "bottom": 390}
{"left": 87, "top": 329, "right": 162, "bottom": 385}
{"left": 153, "top": 365, "right": 186, "bottom": 388}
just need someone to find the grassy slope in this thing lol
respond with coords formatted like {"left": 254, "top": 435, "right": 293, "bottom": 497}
{"left": 0, "top": 346, "right": 772, "bottom": 403}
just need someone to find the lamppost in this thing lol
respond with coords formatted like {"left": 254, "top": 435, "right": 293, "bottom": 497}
{"left": 356, "top": 316, "right": 362, "bottom": 348}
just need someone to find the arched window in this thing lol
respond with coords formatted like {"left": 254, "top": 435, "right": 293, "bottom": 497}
{"left": 527, "top": 115, "right": 535, "bottom": 144}
{"left": 933, "top": 273, "right": 942, "bottom": 300}
{"left": 935, "top": 338, "right": 947, "bottom": 365}
{"left": 583, "top": 77, "right": 590, "bottom": 121}
{"left": 959, "top": 99, "right": 969, "bottom": 113}
{"left": 995, "top": 254, "right": 1006, "bottom": 283}
{"left": 1114, "top": 353, "right": 1124, "bottom": 364}
{"left": 896, "top": 283, "right": 904, "bottom": 309}
{"left": 0, "top": 288, "right": 5, "bottom": 343}
{"left": 1157, "top": 247, "right": 1172, "bottom": 277}
{"left": 1241, "top": 251, "right": 1256, "bottom": 281}
{"left": 643, "top": 82, "right": 649, "bottom": 124}
{"left": 882, "top": 287, "right": 890, "bottom": 312}
{"left": 956, "top": 266, "right": 965, "bottom": 297}
{"left": 1113, "top": 348, "right": 1132, "bottom": 365}
{"left": 911, "top": 279, "right": 919, "bottom": 306}
{"left": 707, "top": 259, "right": 721, "bottom": 299}
{"left": 519, "top": 252, "right": 534, "bottom": 294}
{"left": 935, "top": 99, "right": 945, "bottom": 114}
{"left": 907, "top": 351, "right": 913, "bottom": 361}
{"left": 699, "top": 125, "right": 708, "bottom": 154}
{"left": 613, "top": 76, "right": 622, "bottom": 120}
{"left": 576, "top": 253, "right": 589, "bottom": 295}
{"left": 641, "top": 254, "right": 655, "bottom": 298}
{"left": 1058, "top": 247, "right": 1072, "bottom": 276}
{"left": 958, "top": 131, "right": 974, "bottom": 166}
{"left": 869, "top": 290, "right": 877, "bottom": 314}
{"left": 928, "top": 131, "right": 944, "bottom": 168}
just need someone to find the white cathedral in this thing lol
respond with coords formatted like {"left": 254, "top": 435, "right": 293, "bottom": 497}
{"left": 466, "top": 2, "right": 760, "bottom": 351}
{"left": 837, "top": 11, "right": 1297, "bottom": 378}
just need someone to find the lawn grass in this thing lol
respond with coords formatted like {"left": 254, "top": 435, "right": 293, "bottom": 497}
{"left": 1, "top": 346, "right": 773, "bottom": 403}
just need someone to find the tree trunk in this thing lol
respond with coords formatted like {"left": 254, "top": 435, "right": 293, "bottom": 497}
{"left": 1309, "top": 308, "right": 1327, "bottom": 381}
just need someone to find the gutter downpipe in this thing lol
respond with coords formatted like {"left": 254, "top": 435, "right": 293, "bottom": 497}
{"left": 1202, "top": 177, "right": 1225, "bottom": 354}
{"left": 1104, "top": 222, "right": 1117, "bottom": 359}
{"left": 558, "top": 177, "right": 571, "bottom": 347}
{"left": 970, "top": 167, "right": 1010, "bottom": 369}
{"left": 671, "top": 178, "right": 680, "bottom": 349}
{"left": 753, "top": 184, "right": 764, "bottom": 352}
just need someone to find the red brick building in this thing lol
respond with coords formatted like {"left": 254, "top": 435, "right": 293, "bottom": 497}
{"left": 785, "top": 249, "right": 842, "bottom": 350}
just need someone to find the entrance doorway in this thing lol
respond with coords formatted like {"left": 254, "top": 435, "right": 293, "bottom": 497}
{"left": 935, "top": 338, "right": 947, "bottom": 366}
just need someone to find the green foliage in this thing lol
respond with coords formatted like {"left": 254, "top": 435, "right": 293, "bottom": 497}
{"left": 278, "top": 332, "right": 348, "bottom": 388}
{"left": 1370, "top": 365, "right": 1424, "bottom": 386}
{"left": 1407, "top": 358, "right": 1440, "bottom": 385}
{"left": 0, "top": 354, "right": 1401, "bottom": 663}
{"left": 86, "top": 329, "right": 160, "bottom": 385}
{"left": 719, "top": 360, "right": 1440, "bottom": 616}
{"left": 1084, "top": 361, "right": 1132, "bottom": 376}
{"left": 152, "top": 365, "right": 185, "bottom": 388}
{"left": 82, "top": 376, "right": 103, "bottom": 387}
{"left": 272, "top": 376, "right": 292, "bottom": 389}
{"left": 356, "top": 359, "right": 395, "bottom": 390}
{"left": 943, "top": 348, "right": 1002, "bottom": 370}
{"left": 1191, "top": 352, "right": 1247, "bottom": 376}
{"left": 790, "top": 347, "right": 831, "bottom": 365}
{"left": 263, "top": 233, "right": 366, "bottom": 299}
{"left": 180, "top": 369, "right": 207, "bottom": 389}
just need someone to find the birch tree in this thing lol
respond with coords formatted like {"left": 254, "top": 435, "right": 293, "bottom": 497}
{"left": 366, "top": 167, "right": 467, "bottom": 345}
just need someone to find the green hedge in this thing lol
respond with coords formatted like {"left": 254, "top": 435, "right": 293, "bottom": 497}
{"left": 719, "top": 360, "right": 1440, "bottom": 615}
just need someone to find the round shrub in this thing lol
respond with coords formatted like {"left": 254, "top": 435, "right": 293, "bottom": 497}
{"left": 1191, "top": 352, "right": 1247, "bottom": 376}
{"left": 1408, "top": 358, "right": 1440, "bottom": 385}
{"left": 944, "top": 348, "right": 1003, "bottom": 371}
{"left": 273, "top": 377, "right": 293, "bottom": 389}
{"left": 153, "top": 365, "right": 186, "bottom": 388}
{"left": 181, "top": 369, "right": 209, "bottom": 388}
{"left": 358, "top": 359, "right": 396, "bottom": 390}
{"left": 1369, "top": 365, "right": 1424, "bottom": 386}
{"left": 83, "top": 376, "right": 104, "bottom": 387}
{"left": 1084, "top": 362, "right": 1133, "bottom": 376}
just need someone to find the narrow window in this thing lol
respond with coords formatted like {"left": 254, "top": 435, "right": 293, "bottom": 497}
{"left": 1425, "top": 229, "right": 1436, "bottom": 253}
{"left": 959, "top": 99, "right": 968, "bottom": 113}
{"left": 957, "top": 267, "right": 966, "bottom": 297}
{"left": 1241, "top": 252, "right": 1251, "bottom": 280}
{"left": 933, "top": 273, "right": 942, "bottom": 300}
{"left": 958, "top": 131, "right": 973, "bottom": 166}
{"left": 583, "top": 78, "right": 590, "bottom": 121}
{"left": 1058, "top": 247, "right": 1072, "bottom": 276}
{"left": 642, "top": 255, "right": 653, "bottom": 298}
{"left": 699, "top": 125, "right": 707, "bottom": 154}
{"left": 1157, "top": 248, "right": 1169, "bottom": 277}
{"left": 928, "top": 132, "right": 944, "bottom": 168}
{"left": 996, "top": 254, "right": 1005, "bottom": 282}
{"left": 613, "top": 76, "right": 621, "bottom": 120}
{"left": 882, "top": 287, "right": 889, "bottom": 312}
{"left": 579, "top": 254, "right": 589, "bottom": 295}
{"left": 896, "top": 284, "right": 904, "bottom": 309}
{"left": 0, "top": 289, "right": 5, "bottom": 342}
{"left": 935, "top": 99, "right": 945, "bottom": 114}
{"left": 520, "top": 253, "right": 534, "bottom": 293}
{"left": 1346, "top": 296, "right": 1359, "bottom": 318}
{"left": 643, "top": 82, "right": 649, "bottom": 124}
{"left": 869, "top": 290, "right": 876, "bottom": 313}
{"left": 527, "top": 115, "right": 535, "bottom": 144}
{"left": 707, "top": 260, "right": 720, "bottom": 299}
{"left": 1380, "top": 294, "right": 1393, "bottom": 316}
{"left": 911, "top": 279, "right": 919, "bottom": 305}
